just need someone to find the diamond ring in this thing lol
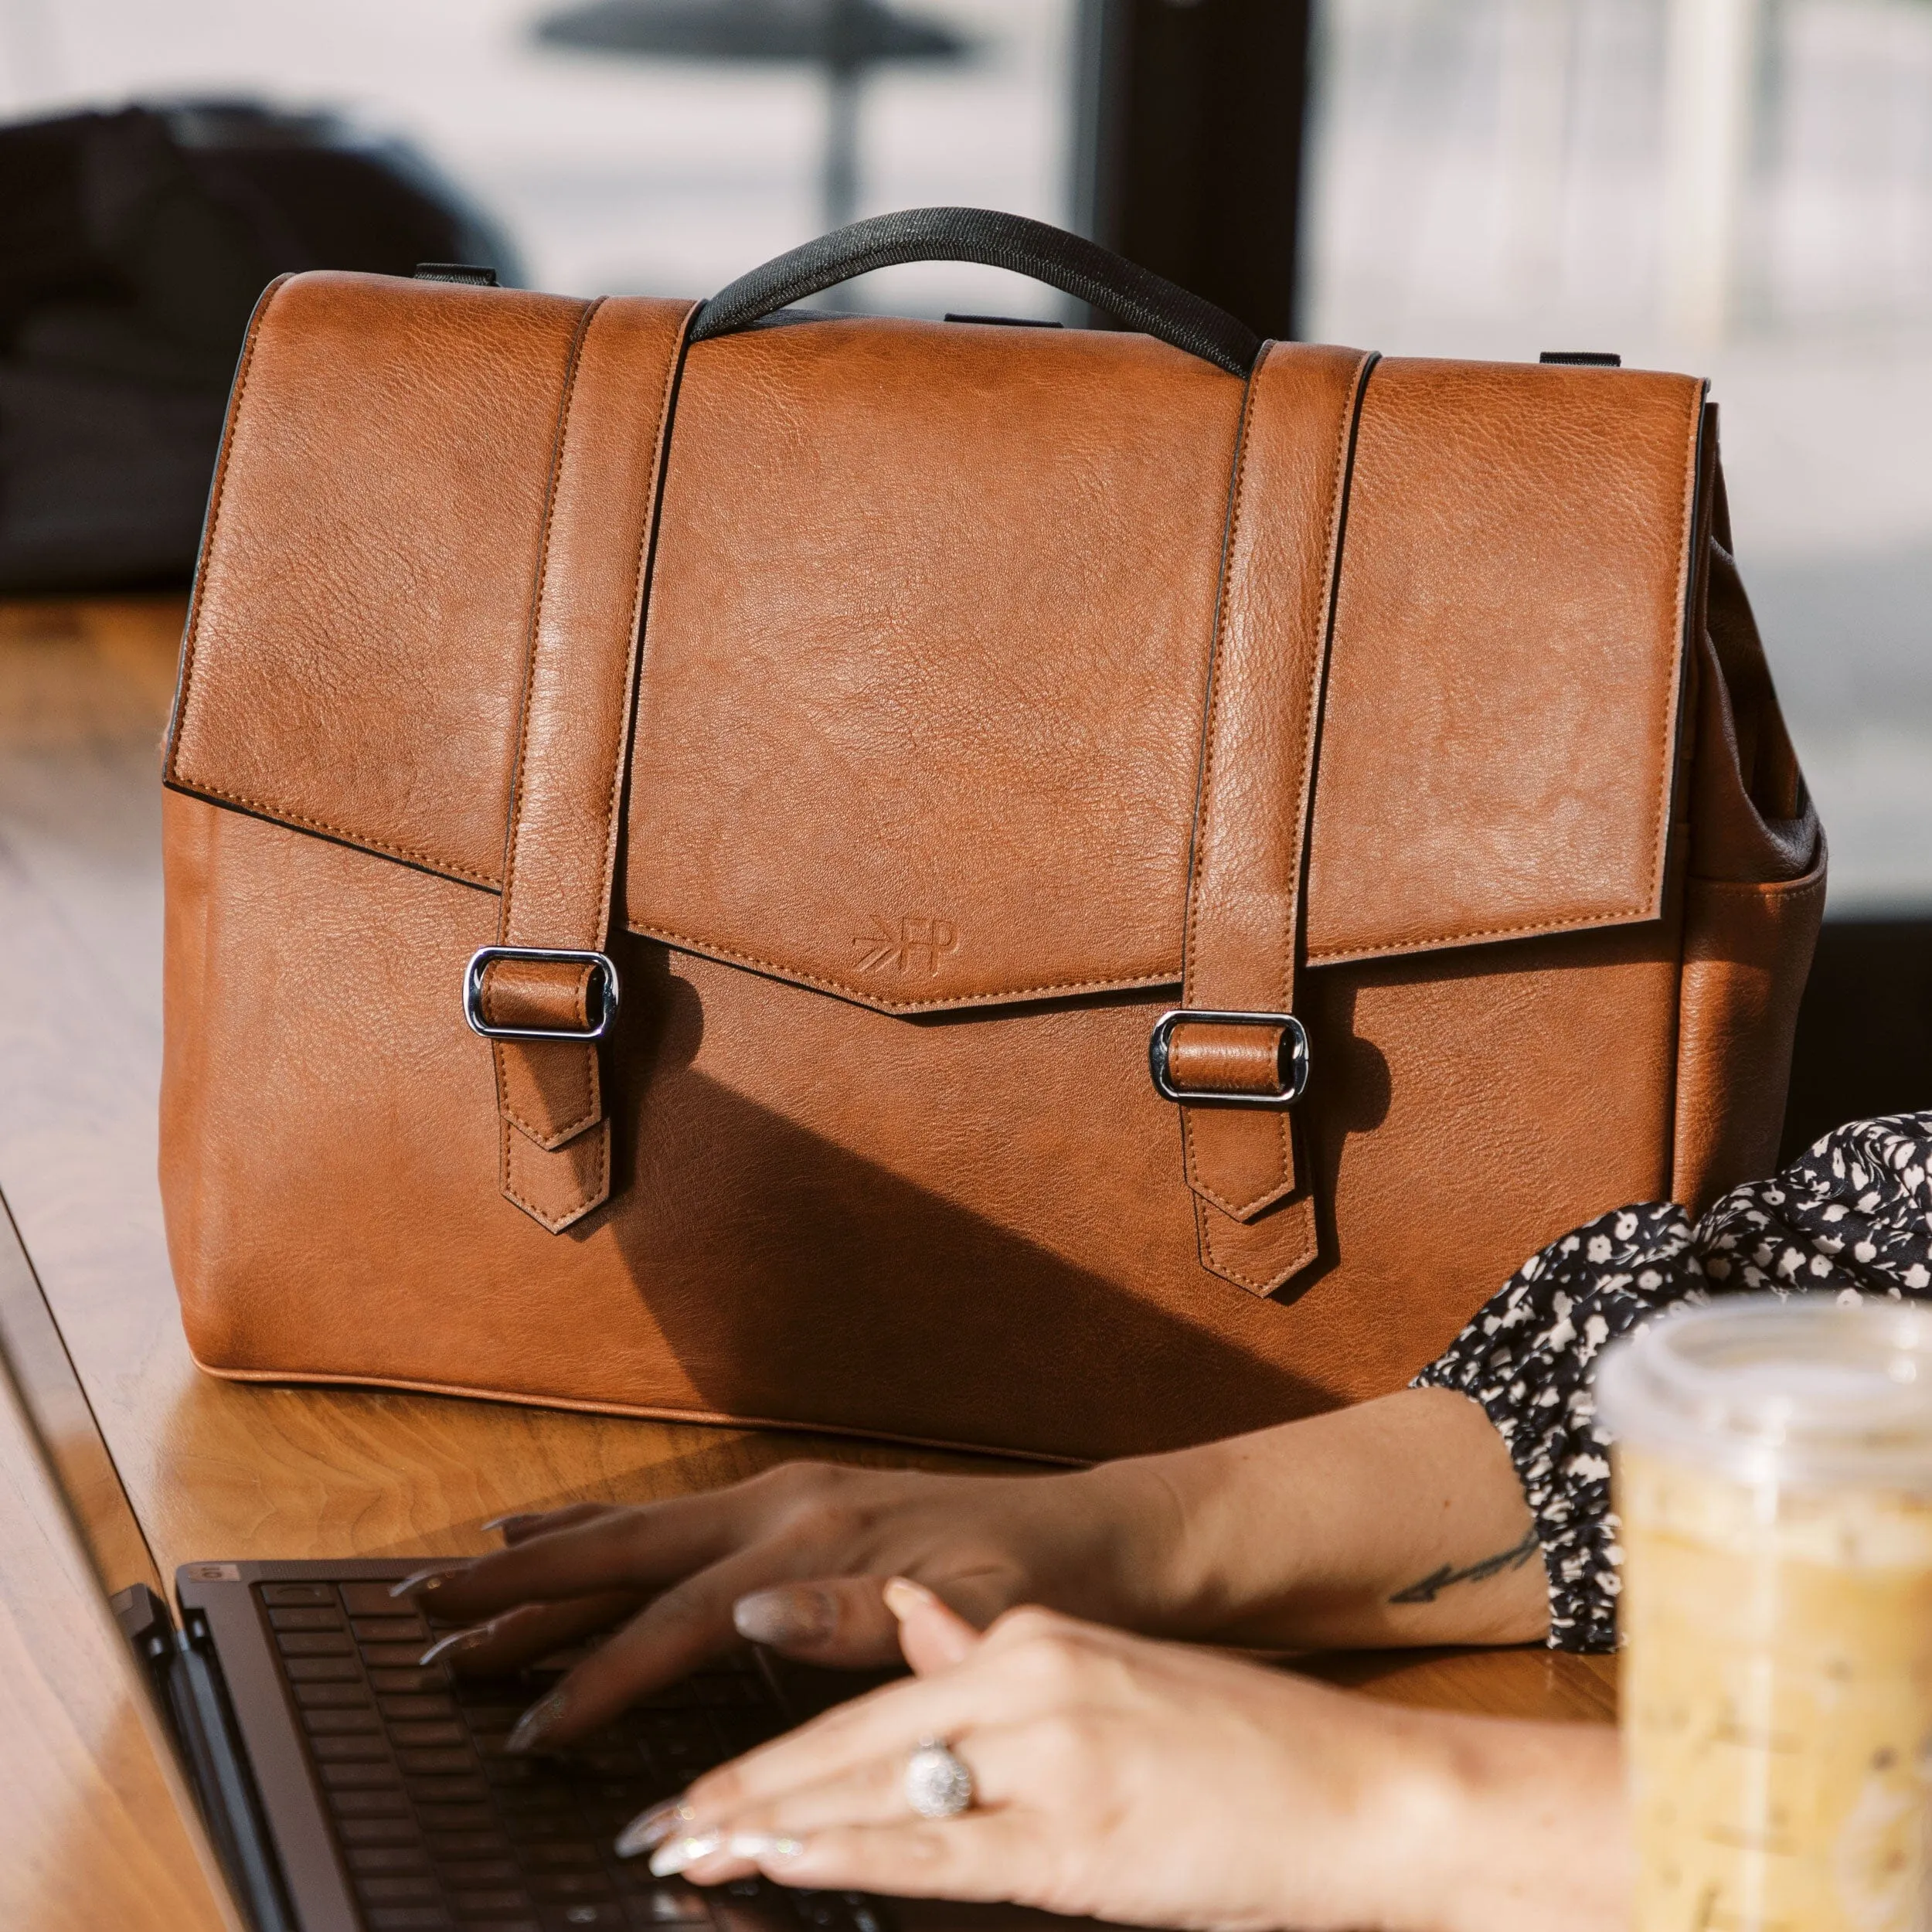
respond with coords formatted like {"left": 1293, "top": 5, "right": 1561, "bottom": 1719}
{"left": 903, "top": 1736, "right": 975, "bottom": 1818}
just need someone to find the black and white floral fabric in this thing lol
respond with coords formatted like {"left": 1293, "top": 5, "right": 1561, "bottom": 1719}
{"left": 1414, "top": 1114, "right": 1932, "bottom": 1651}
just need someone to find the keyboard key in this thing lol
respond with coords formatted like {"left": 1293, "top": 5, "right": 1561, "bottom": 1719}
{"left": 349, "top": 1848, "right": 434, "bottom": 1874}
{"left": 304, "top": 1708, "right": 383, "bottom": 1735}
{"left": 342, "top": 1820, "right": 423, "bottom": 1845}
{"left": 366, "top": 1912, "right": 451, "bottom": 1931}
{"left": 429, "top": 1833, "right": 505, "bottom": 1859}
{"left": 270, "top": 1607, "right": 346, "bottom": 1631}
{"left": 356, "top": 1614, "right": 430, "bottom": 1643}
{"left": 623, "top": 1888, "right": 710, "bottom": 1924}
{"left": 260, "top": 1583, "right": 337, "bottom": 1607}
{"left": 439, "top": 1861, "right": 521, "bottom": 1885}
{"left": 288, "top": 1657, "right": 363, "bottom": 1682}
{"left": 400, "top": 1748, "right": 479, "bottom": 1776}
{"left": 458, "top": 1702, "right": 529, "bottom": 1728}
{"left": 372, "top": 1667, "right": 447, "bottom": 1693}
{"left": 530, "top": 1875, "right": 615, "bottom": 1902}
{"left": 280, "top": 1632, "right": 356, "bottom": 1657}
{"left": 330, "top": 1790, "right": 413, "bottom": 1818}
{"left": 393, "top": 1720, "right": 469, "bottom": 1747}
{"left": 342, "top": 1581, "right": 417, "bottom": 1615}
{"left": 522, "top": 1846, "right": 600, "bottom": 1872}
{"left": 360, "top": 1876, "right": 442, "bottom": 1903}
{"left": 321, "top": 1761, "right": 403, "bottom": 1790}
{"left": 296, "top": 1682, "right": 372, "bottom": 1709}
{"left": 311, "top": 1734, "right": 392, "bottom": 1762}
{"left": 366, "top": 1641, "right": 439, "bottom": 1666}
{"left": 384, "top": 1694, "right": 458, "bottom": 1720}
{"left": 417, "top": 1804, "right": 497, "bottom": 1831}
{"left": 541, "top": 1905, "right": 628, "bottom": 1930}
{"left": 409, "top": 1775, "right": 492, "bottom": 1803}
{"left": 450, "top": 1891, "right": 534, "bottom": 1914}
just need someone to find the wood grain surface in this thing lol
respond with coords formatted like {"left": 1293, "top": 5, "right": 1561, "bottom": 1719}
{"left": 0, "top": 1302, "right": 237, "bottom": 1931}
{"left": 0, "top": 594, "right": 1614, "bottom": 1924}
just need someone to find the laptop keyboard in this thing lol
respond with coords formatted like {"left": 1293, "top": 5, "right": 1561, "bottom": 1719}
{"left": 258, "top": 1582, "right": 891, "bottom": 1932}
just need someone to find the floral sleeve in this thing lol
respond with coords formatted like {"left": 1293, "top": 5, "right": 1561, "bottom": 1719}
{"left": 1412, "top": 1114, "right": 1932, "bottom": 1651}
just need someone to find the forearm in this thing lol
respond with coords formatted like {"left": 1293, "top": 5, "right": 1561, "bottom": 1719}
{"left": 1364, "top": 1707, "right": 1628, "bottom": 1932}
{"left": 1081, "top": 1386, "right": 1546, "bottom": 1648}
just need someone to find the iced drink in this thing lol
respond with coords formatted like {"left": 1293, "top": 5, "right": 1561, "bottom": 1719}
{"left": 1597, "top": 1298, "right": 1932, "bottom": 1932}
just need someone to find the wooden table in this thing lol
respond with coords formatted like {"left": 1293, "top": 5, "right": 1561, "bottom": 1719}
{"left": 0, "top": 594, "right": 1615, "bottom": 1930}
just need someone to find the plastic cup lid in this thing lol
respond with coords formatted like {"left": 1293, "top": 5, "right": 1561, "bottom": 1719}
{"left": 1594, "top": 1293, "right": 1932, "bottom": 1488}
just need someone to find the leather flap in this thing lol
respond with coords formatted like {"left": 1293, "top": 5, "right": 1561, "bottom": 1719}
{"left": 626, "top": 330, "right": 1706, "bottom": 1011}
{"left": 167, "top": 278, "right": 1708, "bottom": 1016}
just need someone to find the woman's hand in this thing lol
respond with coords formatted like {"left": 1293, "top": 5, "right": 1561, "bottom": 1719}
{"left": 396, "top": 1456, "right": 1191, "bottom": 1746}
{"left": 628, "top": 1580, "right": 1628, "bottom": 1932}
{"left": 394, "top": 1387, "right": 1549, "bottom": 1749}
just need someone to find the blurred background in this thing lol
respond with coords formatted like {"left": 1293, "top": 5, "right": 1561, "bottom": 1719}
{"left": 0, "top": 0, "right": 1926, "bottom": 1130}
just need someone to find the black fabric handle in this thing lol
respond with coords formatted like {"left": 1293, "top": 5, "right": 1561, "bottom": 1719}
{"left": 691, "top": 207, "right": 1264, "bottom": 378}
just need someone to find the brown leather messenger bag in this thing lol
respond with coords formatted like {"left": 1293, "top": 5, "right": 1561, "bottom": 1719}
{"left": 158, "top": 209, "right": 1825, "bottom": 1462}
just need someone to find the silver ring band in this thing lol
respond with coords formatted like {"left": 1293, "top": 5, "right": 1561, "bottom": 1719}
{"left": 904, "top": 1736, "right": 975, "bottom": 1819}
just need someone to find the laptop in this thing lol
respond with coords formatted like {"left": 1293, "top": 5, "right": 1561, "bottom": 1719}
{"left": 0, "top": 1199, "right": 1034, "bottom": 1932}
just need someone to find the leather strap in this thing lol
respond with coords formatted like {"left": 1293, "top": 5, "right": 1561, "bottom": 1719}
{"left": 1177, "top": 342, "right": 1374, "bottom": 1292}
{"left": 488, "top": 295, "right": 698, "bottom": 1230}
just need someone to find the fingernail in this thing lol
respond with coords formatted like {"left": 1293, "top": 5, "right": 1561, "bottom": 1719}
{"left": 481, "top": 1512, "right": 539, "bottom": 1536}
{"left": 614, "top": 1796, "right": 695, "bottom": 1859}
{"left": 417, "top": 1626, "right": 492, "bottom": 1668}
{"left": 730, "top": 1834, "right": 804, "bottom": 1862}
{"left": 649, "top": 1832, "right": 723, "bottom": 1877}
{"left": 733, "top": 1585, "right": 836, "bottom": 1648}
{"left": 883, "top": 1576, "right": 939, "bottom": 1621}
{"left": 389, "top": 1566, "right": 460, "bottom": 1600}
{"left": 505, "top": 1688, "right": 570, "bottom": 1754}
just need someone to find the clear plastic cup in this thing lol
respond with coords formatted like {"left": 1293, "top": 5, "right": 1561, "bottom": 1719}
{"left": 1596, "top": 1295, "right": 1932, "bottom": 1932}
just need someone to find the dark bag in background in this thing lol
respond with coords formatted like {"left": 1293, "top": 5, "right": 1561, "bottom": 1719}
{"left": 0, "top": 100, "right": 515, "bottom": 592}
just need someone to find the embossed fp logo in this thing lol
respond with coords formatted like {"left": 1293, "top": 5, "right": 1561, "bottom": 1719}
{"left": 853, "top": 917, "right": 960, "bottom": 977}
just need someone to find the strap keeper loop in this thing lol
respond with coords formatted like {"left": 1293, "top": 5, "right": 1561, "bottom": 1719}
{"left": 1148, "top": 1009, "right": 1310, "bottom": 1109}
{"left": 464, "top": 946, "right": 619, "bottom": 1042}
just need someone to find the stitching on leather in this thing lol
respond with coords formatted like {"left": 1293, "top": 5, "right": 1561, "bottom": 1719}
{"left": 493, "top": 1033, "right": 600, "bottom": 1145}
{"left": 632, "top": 921, "right": 1176, "bottom": 1010}
{"left": 1262, "top": 349, "right": 1371, "bottom": 1191}
{"left": 492, "top": 297, "right": 604, "bottom": 1145}
{"left": 1188, "top": 1165, "right": 1299, "bottom": 1224}
{"left": 1177, "top": 359, "right": 1260, "bottom": 1200}
{"left": 1178, "top": 349, "right": 1368, "bottom": 1202}
{"left": 499, "top": 295, "right": 604, "bottom": 933}
{"left": 1301, "top": 380, "right": 1704, "bottom": 968}
{"left": 594, "top": 304, "right": 698, "bottom": 945}
{"left": 1195, "top": 1192, "right": 1319, "bottom": 1294}
{"left": 164, "top": 777, "right": 500, "bottom": 884}
{"left": 1650, "top": 387, "right": 1704, "bottom": 930}
{"left": 1304, "top": 899, "right": 1657, "bottom": 964}
{"left": 502, "top": 1114, "right": 607, "bottom": 1226}
{"left": 165, "top": 276, "right": 290, "bottom": 783}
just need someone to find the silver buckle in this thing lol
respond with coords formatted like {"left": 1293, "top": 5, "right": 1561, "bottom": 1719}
{"left": 463, "top": 946, "right": 620, "bottom": 1042}
{"left": 1148, "top": 1008, "right": 1310, "bottom": 1108}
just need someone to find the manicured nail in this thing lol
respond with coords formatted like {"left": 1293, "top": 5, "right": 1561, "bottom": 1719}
{"left": 733, "top": 1585, "right": 836, "bottom": 1648}
{"left": 730, "top": 1834, "right": 804, "bottom": 1863}
{"left": 481, "top": 1512, "right": 540, "bottom": 1536}
{"left": 649, "top": 1832, "right": 723, "bottom": 1877}
{"left": 389, "top": 1566, "right": 461, "bottom": 1599}
{"left": 645, "top": 1832, "right": 798, "bottom": 1876}
{"left": 505, "top": 1688, "right": 570, "bottom": 1754}
{"left": 614, "top": 1797, "right": 696, "bottom": 1859}
{"left": 417, "top": 1626, "right": 492, "bottom": 1668}
{"left": 882, "top": 1576, "right": 939, "bottom": 1621}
